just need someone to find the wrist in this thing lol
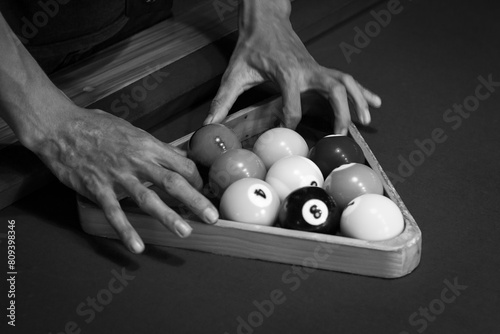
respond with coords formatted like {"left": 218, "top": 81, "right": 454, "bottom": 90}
{"left": 0, "top": 12, "right": 76, "bottom": 151}
{"left": 239, "top": 0, "right": 292, "bottom": 37}
{"left": 0, "top": 74, "right": 75, "bottom": 151}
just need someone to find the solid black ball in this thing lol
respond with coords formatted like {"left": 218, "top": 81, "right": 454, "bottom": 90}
{"left": 278, "top": 187, "right": 341, "bottom": 235}
{"left": 308, "top": 135, "right": 365, "bottom": 178}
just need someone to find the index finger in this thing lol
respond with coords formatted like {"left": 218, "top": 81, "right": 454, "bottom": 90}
{"left": 205, "top": 70, "right": 245, "bottom": 125}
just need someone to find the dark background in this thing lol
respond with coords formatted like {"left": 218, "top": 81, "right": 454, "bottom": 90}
{"left": 1, "top": 0, "right": 499, "bottom": 333}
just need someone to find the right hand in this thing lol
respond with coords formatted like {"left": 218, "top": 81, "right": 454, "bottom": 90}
{"left": 204, "top": 0, "right": 381, "bottom": 134}
{"left": 30, "top": 105, "right": 219, "bottom": 254}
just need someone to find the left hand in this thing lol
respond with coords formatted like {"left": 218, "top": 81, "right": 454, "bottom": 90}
{"left": 204, "top": 0, "right": 381, "bottom": 134}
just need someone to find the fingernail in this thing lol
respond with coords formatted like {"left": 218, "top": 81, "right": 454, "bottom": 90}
{"left": 174, "top": 221, "right": 192, "bottom": 238}
{"left": 336, "top": 128, "right": 348, "bottom": 136}
{"left": 374, "top": 95, "right": 382, "bottom": 107}
{"left": 203, "top": 207, "right": 219, "bottom": 225}
{"left": 129, "top": 238, "right": 144, "bottom": 254}
{"left": 363, "top": 111, "right": 371, "bottom": 125}
{"left": 203, "top": 115, "right": 214, "bottom": 125}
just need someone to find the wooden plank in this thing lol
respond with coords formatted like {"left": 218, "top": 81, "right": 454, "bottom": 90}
{"left": 78, "top": 94, "right": 422, "bottom": 278}
{"left": 0, "top": 0, "right": 238, "bottom": 145}
{"left": 0, "top": 0, "right": 383, "bottom": 209}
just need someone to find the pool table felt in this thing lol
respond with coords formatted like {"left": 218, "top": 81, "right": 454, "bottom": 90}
{"left": 1, "top": 0, "right": 499, "bottom": 333}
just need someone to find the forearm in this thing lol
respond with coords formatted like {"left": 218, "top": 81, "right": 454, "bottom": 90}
{"left": 0, "top": 12, "right": 73, "bottom": 150}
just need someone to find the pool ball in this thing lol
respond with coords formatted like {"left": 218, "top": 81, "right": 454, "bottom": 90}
{"left": 265, "top": 155, "right": 324, "bottom": 201}
{"left": 278, "top": 187, "right": 341, "bottom": 235}
{"left": 253, "top": 127, "right": 309, "bottom": 169}
{"left": 209, "top": 149, "right": 266, "bottom": 197}
{"left": 340, "top": 194, "right": 404, "bottom": 241}
{"left": 308, "top": 134, "right": 365, "bottom": 178}
{"left": 187, "top": 123, "right": 242, "bottom": 167}
{"left": 219, "top": 178, "right": 280, "bottom": 226}
{"left": 323, "top": 162, "right": 383, "bottom": 209}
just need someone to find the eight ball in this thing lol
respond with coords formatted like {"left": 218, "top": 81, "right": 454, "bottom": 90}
{"left": 278, "top": 187, "right": 341, "bottom": 235}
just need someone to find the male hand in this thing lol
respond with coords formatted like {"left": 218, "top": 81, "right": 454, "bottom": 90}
{"left": 205, "top": 0, "right": 381, "bottom": 134}
{"left": 32, "top": 106, "right": 219, "bottom": 253}
{"left": 0, "top": 10, "right": 219, "bottom": 255}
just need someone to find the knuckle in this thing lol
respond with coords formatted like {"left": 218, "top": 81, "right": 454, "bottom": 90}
{"left": 188, "top": 194, "right": 205, "bottom": 211}
{"left": 279, "top": 66, "right": 296, "bottom": 82}
{"left": 118, "top": 225, "right": 135, "bottom": 240}
{"left": 161, "top": 171, "right": 184, "bottom": 191}
{"left": 341, "top": 73, "right": 355, "bottom": 84}
{"left": 135, "top": 188, "right": 153, "bottom": 207}
{"left": 103, "top": 205, "right": 127, "bottom": 234}
{"left": 103, "top": 202, "right": 120, "bottom": 219}
{"left": 182, "top": 159, "right": 198, "bottom": 178}
{"left": 158, "top": 209, "right": 181, "bottom": 229}
{"left": 319, "top": 75, "right": 338, "bottom": 88}
{"left": 89, "top": 182, "right": 112, "bottom": 204}
{"left": 81, "top": 175, "right": 100, "bottom": 195}
{"left": 210, "top": 97, "right": 224, "bottom": 111}
{"left": 332, "top": 84, "right": 347, "bottom": 97}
